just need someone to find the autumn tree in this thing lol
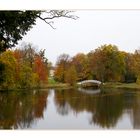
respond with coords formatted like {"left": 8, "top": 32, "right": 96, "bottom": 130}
{"left": 0, "top": 10, "right": 78, "bottom": 52}
{"left": 88, "top": 44, "right": 125, "bottom": 82}
{"left": 0, "top": 51, "right": 17, "bottom": 89}
{"left": 21, "top": 43, "right": 37, "bottom": 68}
{"left": 133, "top": 49, "right": 140, "bottom": 84}
{"left": 1, "top": 43, "right": 49, "bottom": 89}
{"left": 123, "top": 52, "right": 137, "bottom": 83}
{"left": 19, "top": 43, "right": 48, "bottom": 87}
{"left": 54, "top": 54, "right": 70, "bottom": 82}
{"left": 34, "top": 55, "right": 48, "bottom": 85}
{"left": 19, "top": 64, "right": 36, "bottom": 88}
{"left": 65, "top": 65, "right": 77, "bottom": 86}
{"left": 72, "top": 53, "right": 90, "bottom": 81}
{"left": 13, "top": 49, "right": 23, "bottom": 84}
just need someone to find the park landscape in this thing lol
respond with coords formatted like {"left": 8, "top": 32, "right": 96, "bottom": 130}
{"left": 1, "top": 10, "right": 140, "bottom": 129}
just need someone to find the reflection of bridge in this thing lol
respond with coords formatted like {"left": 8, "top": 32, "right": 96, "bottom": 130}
{"left": 78, "top": 88, "right": 101, "bottom": 94}
{"left": 77, "top": 80, "right": 102, "bottom": 87}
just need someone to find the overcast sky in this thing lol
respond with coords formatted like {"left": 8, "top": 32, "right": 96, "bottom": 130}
{"left": 17, "top": 10, "right": 140, "bottom": 65}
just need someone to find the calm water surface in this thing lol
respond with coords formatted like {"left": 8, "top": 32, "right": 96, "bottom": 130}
{"left": 0, "top": 88, "right": 140, "bottom": 129}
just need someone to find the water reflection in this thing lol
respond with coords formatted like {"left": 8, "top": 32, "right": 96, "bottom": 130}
{"left": 0, "top": 88, "right": 140, "bottom": 129}
{"left": 54, "top": 89, "right": 123, "bottom": 128}
{"left": 131, "top": 93, "right": 140, "bottom": 129}
{"left": 0, "top": 90, "right": 48, "bottom": 129}
{"left": 78, "top": 87, "right": 101, "bottom": 94}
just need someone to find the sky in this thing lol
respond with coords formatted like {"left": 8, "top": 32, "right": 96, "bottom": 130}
{"left": 17, "top": 10, "right": 140, "bottom": 65}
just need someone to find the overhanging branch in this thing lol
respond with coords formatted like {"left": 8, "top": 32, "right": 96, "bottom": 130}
{"left": 37, "top": 10, "right": 79, "bottom": 29}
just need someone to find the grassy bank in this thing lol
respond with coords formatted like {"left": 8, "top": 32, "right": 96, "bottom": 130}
{"left": 1, "top": 77, "right": 140, "bottom": 91}
{"left": 0, "top": 77, "right": 72, "bottom": 91}
{"left": 103, "top": 82, "right": 140, "bottom": 90}
{"left": 0, "top": 83, "right": 72, "bottom": 91}
{"left": 47, "top": 78, "right": 73, "bottom": 89}
{"left": 42, "top": 83, "right": 73, "bottom": 89}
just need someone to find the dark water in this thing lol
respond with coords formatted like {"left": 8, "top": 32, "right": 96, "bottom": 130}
{"left": 0, "top": 88, "right": 140, "bottom": 129}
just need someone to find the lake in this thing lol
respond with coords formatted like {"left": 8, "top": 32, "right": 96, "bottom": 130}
{"left": 0, "top": 88, "right": 140, "bottom": 129}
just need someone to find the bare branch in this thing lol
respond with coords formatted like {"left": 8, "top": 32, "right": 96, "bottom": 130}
{"left": 37, "top": 15, "right": 56, "bottom": 29}
{"left": 37, "top": 10, "right": 78, "bottom": 29}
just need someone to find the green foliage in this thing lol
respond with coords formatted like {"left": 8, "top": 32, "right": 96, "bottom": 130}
{"left": 48, "top": 78, "right": 57, "bottom": 84}
{"left": 0, "top": 61, "right": 5, "bottom": 84}
{"left": 0, "top": 51, "right": 17, "bottom": 89}
{"left": 136, "top": 75, "right": 140, "bottom": 85}
{"left": 0, "top": 11, "right": 41, "bottom": 52}
{"left": 19, "top": 64, "right": 34, "bottom": 88}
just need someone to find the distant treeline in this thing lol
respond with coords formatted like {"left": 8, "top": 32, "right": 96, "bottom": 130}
{"left": 1, "top": 43, "right": 140, "bottom": 89}
{"left": 54, "top": 44, "right": 140, "bottom": 85}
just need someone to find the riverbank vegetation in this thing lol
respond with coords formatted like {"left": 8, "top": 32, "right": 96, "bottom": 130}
{"left": 54, "top": 44, "right": 140, "bottom": 87}
{"left": 1, "top": 44, "right": 140, "bottom": 90}
{"left": 103, "top": 82, "right": 140, "bottom": 90}
{"left": 0, "top": 43, "right": 48, "bottom": 90}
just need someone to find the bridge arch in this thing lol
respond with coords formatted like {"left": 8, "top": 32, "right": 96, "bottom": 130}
{"left": 77, "top": 80, "right": 102, "bottom": 88}
{"left": 77, "top": 80, "right": 102, "bottom": 85}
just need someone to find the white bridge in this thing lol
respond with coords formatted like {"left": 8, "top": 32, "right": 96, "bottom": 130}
{"left": 77, "top": 80, "right": 102, "bottom": 86}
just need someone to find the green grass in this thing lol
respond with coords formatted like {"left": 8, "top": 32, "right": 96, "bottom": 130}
{"left": 48, "top": 77, "right": 58, "bottom": 84}
{"left": 44, "top": 77, "right": 72, "bottom": 89}
{"left": 103, "top": 82, "right": 140, "bottom": 90}
{"left": 46, "top": 83, "right": 72, "bottom": 89}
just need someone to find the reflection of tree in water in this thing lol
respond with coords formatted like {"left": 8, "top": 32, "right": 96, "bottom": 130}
{"left": 54, "top": 89, "right": 128, "bottom": 128}
{"left": 0, "top": 90, "right": 48, "bottom": 129}
{"left": 1, "top": 88, "right": 140, "bottom": 129}
{"left": 54, "top": 89, "right": 92, "bottom": 115}
{"left": 130, "top": 93, "right": 140, "bottom": 129}
{"left": 54, "top": 90, "right": 72, "bottom": 115}
{"left": 119, "top": 91, "right": 140, "bottom": 129}
{"left": 56, "top": 101, "right": 71, "bottom": 116}
{"left": 91, "top": 95, "right": 123, "bottom": 128}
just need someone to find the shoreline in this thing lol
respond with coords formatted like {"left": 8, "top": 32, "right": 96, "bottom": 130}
{"left": 102, "top": 82, "right": 140, "bottom": 91}
{"left": 0, "top": 83, "right": 73, "bottom": 91}
{"left": 1, "top": 82, "right": 140, "bottom": 91}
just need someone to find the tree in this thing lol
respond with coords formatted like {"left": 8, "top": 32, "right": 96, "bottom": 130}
{"left": 34, "top": 55, "right": 48, "bottom": 84}
{"left": 0, "top": 10, "right": 78, "bottom": 52}
{"left": 72, "top": 53, "right": 90, "bottom": 81}
{"left": 54, "top": 54, "right": 70, "bottom": 82}
{"left": 0, "top": 51, "right": 17, "bottom": 89}
{"left": 0, "top": 61, "right": 5, "bottom": 84}
{"left": 20, "top": 42, "right": 36, "bottom": 68}
{"left": 14, "top": 43, "right": 48, "bottom": 87}
{"left": 133, "top": 49, "right": 140, "bottom": 84}
{"left": 1, "top": 43, "right": 49, "bottom": 89}
{"left": 123, "top": 52, "right": 137, "bottom": 83}
{"left": 88, "top": 44, "right": 125, "bottom": 82}
{"left": 13, "top": 49, "right": 23, "bottom": 83}
{"left": 0, "top": 11, "right": 40, "bottom": 52}
{"left": 19, "top": 64, "right": 35, "bottom": 88}
{"left": 65, "top": 65, "right": 77, "bottom": 86}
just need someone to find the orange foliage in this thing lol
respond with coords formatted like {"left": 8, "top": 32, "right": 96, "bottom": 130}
{"left": 34, "top": 56, "right": 48, "bottom": 83}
